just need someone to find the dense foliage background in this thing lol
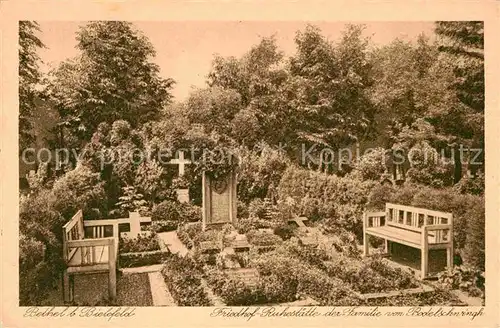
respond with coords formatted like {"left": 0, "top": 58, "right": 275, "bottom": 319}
{"left": 18, "top": 21, "right": 485, "bottom": 305}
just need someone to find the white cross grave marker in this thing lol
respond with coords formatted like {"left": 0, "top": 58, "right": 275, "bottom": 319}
{"left": 168, "top": 150, "right": 192, "bottom": 203}
{"left": 168, "top": 150, "right": 192, "bottom": 176}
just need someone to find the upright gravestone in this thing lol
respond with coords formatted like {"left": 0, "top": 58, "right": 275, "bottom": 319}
{"left": 202, "top": 171, "right": 237, "bottom": 231}
{"left": 168, "top": 150, "right": 191, "bottom": 203}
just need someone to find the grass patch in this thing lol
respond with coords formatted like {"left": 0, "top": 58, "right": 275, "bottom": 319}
{"left": 117, "top": 273, "right": 153, "bottom": 306}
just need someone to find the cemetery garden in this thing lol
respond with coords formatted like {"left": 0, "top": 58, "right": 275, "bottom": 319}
{"left": 19, "top": 21, "right": 485, "bottom": 307}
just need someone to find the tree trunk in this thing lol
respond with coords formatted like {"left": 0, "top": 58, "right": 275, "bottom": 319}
{"left": 453, "top": 147, "right": 462, "bottom": 184}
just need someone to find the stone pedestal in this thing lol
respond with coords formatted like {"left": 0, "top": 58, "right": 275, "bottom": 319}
{"left": 202, "top": 171, "right": 237, "bottom": 231}
{"left": 176, "top": 189, "right": 190, "bottom": 203}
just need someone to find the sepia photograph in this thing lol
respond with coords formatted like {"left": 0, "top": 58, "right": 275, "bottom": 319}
{"left": 17, "top": 19, "right": 485, "bottom": 310}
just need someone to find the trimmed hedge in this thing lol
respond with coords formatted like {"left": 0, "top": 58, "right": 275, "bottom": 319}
{"left": 277, "top": 166, "right": 375, "bottom": 238}
{"left": 120, "top": 250, "right": 171, "bottom": 268}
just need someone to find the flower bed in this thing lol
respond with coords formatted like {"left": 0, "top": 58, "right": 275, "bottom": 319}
{"left": 246, "top": 230, "right": 282, "bottom": 247}
{"left": 119, "top": 233, "right": 161, "bottom": 253}
{"left": 120, "top": 250, "right": 171, "bottom": 268}
{"left": 235, "top": 217, "right": 277, "bottom": 235}
{"left": 250, "top": 248, "right": 362, "bottom": 306}
{"left": 161, "top": 254, "right": 212, "bottom": 306}
{"left": 204, "top": 267, "right": 269, "bottom": 305}
{"left": 323, "top": 256, "right": 420, "bottom": 294}
{"left": 188, "top": 237, "right": 464, "bottom": 307}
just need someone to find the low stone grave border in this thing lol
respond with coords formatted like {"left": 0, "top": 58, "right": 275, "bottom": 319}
{"left": 353, "top": 284, "right": 435, "bottom": 300}
{"left": 119, "top": 250, "right": 171, "bottom": 268}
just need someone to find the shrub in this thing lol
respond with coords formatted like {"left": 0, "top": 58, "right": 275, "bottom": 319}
{"left": 324, "top": 255, "right": 419, "bottom": 294}
{"left": 366, "top": 183, "right": 395, "bottom": 210}
{"left": 147, "top": 220, "right": 178, "bottom": 233}
{"left": 319, "top": 227, "right": 361, "bottom": 258}
{"left": 19, "top": 191, "right": 66, "bottom": 306}
{"left": 406, "top": 141, "right": 454, "bottom": 187}
{"left": 237, "top": 201, "right": 249, "bottom": 219}
{"left": 162, "top": 255, "right": 212, "bottom": 306}
{"left": 352, "top": 148, "right": 388, "bottom": 181}
{"left": 120, "top": 250, "right": 171, "bottom": 268}
{"left": 134, "top": 160, "right": 164, "bottom": 203}
{"left": 248, "top": 198, "right": 268, "bottom": 219}
{"left": 151, "top": 200, "right": 181, "bottom": 222}
{"left": 179, "top": 203, "right": 202, "bottom": 222}
{"left": 115, "top": 185, "right": 149, "bottom": 214}
{"left": 437, "top": 265, "right": 485, "bottom": 297}
{"left": 50, "top": 165, "right": 107, "bottom": 219}
{"left": 273, "top": 224, "right": 296, "bottom": 241}
{"left": 183, "top": 222, "right": 203, "bottom": 240}
{"left": 193, "top": 229, "right": 221, "bottom": 246}
{"left": 19, "top": 234, "right": 56, "bottom": 305}
{"left": 176, "top": 229, "right": 194, "bottom": 249}
{"left": 453, "top": 173, "right": 485, "bottom": 196}
{"left": 462, "top": 199, "right": 485, "bottom": 271}
{"left": 251, "top": 249, "right": 361, "bottom": 306}
{"left": 237, "top": 143, "right": 291, "bottom": 204}
{"left": 364, "top": 288, "right": 465, "bottom": 306}
{"left": 110, "top": 120, "right": 132, "bottom": 146}
{"left": 204, "top": 267, "right": 268, "bottom": 305}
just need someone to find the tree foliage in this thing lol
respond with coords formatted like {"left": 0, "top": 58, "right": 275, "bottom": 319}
{"left": 47, "top": 21, "right": 175, "bottom": 145}
{"left": 19, "top": 21, "right": 45, "bottom": 150}
{"left": 434, "top": 21, "right": 484, "bottom": 171}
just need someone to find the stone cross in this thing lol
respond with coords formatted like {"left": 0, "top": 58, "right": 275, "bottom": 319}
{"left": 288, "top": 216, "right": 309, "bottom": 228}
{"left": 121, "top": 211, "right": 152, "bottom": 238}
{"left": 168, "top": 150, "right": 191, "bottom": 176}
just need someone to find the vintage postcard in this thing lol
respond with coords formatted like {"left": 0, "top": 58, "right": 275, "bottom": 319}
{"left": 1, "top": 0, "right": 499, "bottom": 327}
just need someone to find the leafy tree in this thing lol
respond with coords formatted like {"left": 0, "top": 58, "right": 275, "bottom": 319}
{"left": 185, "top": 87, "right": 243, "bottom": 136}
{"left": 19, "top": 21, "right": 45, "bottom": 151}
{"left": 435, "top": 22, "right": 484, "bottom": 112}
{"left": 434, "top": 21, "right": 484, "bottom": 180}
{"left": 286, "top": 24, "right": 376, "bottom": 168}
{"left": 47, "top": 21, "right": 175, "bottom": 147}
{"left": 206, "top": 36, "right": 291, "bottom": 147}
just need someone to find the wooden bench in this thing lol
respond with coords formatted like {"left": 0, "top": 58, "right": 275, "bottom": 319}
{"left": 62, "top": 210, "right": 153, "bottom": 303}
{"left": 62, "top": 210, "right": 117, "bottom": 303}
{"left": 363, "top": 203, "right": 453, "bottom": 279}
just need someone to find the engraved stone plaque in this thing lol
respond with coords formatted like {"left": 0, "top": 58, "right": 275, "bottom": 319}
{"left": 202, "top": 171, "right": 237, "bottom": 230}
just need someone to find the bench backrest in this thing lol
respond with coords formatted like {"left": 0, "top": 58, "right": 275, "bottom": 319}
{"left": 385, "top": 203, "right": 453, "bottom": 233}
{"left": 62, "top": 209, "right": 85, "bottom": 261}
